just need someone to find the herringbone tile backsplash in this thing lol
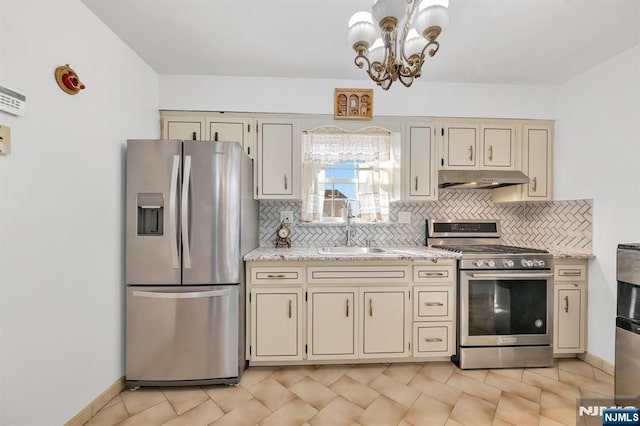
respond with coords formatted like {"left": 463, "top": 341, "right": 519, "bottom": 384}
{"left": 258, "top": 190, "right": 592, "bottom": 252}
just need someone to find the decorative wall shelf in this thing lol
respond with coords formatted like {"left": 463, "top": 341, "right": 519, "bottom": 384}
{"left": 334, "top": 88, "right": 373, "bottom": 120}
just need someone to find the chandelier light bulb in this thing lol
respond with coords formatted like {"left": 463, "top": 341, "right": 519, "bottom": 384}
{"left": 372, "top": 0, "right": 407, "bottom": 31}
{"left": 347, "top": 11, "right": 377, "bottom": 52}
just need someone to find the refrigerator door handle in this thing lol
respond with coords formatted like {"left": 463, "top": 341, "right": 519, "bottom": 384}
{"left": 182, "top": 155, "right": 192, "bottom": 269}
{"left": 131, "top": 289, "right": 232, "bottom": 299}
{"left": 169, "top": 154, "right": 180, "bottom": 269}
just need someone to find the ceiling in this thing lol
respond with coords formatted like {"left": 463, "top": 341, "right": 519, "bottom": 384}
{"left": 81, "top": 0, "right": 640, "bottom": 85}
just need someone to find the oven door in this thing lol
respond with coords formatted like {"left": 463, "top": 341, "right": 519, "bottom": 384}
{"left": 460, "top": 270, "right": 553, "bottom": 346}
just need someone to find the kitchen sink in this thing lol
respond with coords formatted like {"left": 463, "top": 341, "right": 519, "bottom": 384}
{"left": 317, "top": 246, "right": 389, "bottom": 255}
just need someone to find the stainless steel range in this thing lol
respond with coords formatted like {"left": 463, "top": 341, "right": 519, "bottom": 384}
{"left": 427, "top": 219, "right": 554, "bottom": 369}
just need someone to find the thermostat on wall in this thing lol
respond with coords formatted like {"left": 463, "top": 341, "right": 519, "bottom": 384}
{"left": 0, "top": 84, "right": 26, "bottom": 116}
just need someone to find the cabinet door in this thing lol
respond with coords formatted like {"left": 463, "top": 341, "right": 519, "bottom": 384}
{"left": 162, "top": 116, "right": 205, "bottom": 140}
{"left": 361, "top": 288, "right": 409, "bottom": 358}
{"left": 554, "top": 286, "right": 584, "bottom": 353}
{"left": 207, "top": 118, "right": 254, "bottom": 158}
{"left": 257, "top": 119, "right": 300, "bottom": 199}
{"left": 524, "top": 125, "right": 553, "bottom": 200}
{"left": 443, "top": 124, "right": 479, "bottom": 169}
{"left": 481, "top": 125, "right": 516, "bottom": 170}
{"left": 406, "top": 124, "right": 437, "bottom": 200}
{"left": 308, "top": 289, "right": 356, "bottom": 360}
{"left": 251, "top": 289, "right": 302, "bottom": 361}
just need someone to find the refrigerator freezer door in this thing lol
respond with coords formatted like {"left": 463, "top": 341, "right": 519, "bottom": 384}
{"left": 126, "top": 140, "right": 181, "bottom": 285}
{"left": 126, "top": 285, "right": 239, "bottom": 383}
{"left": 183, "top": 141, "right": 242, "bottom": 284}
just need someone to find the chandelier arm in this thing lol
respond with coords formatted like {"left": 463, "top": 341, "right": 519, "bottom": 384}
{"left": 398, "top": 73, "right": 415, "bottom": 88}
{"left": 421, "top": 39, "right": 441, "bottom": 58}
{"left": 354, "top": 52, "right": 372, "bottom": 70}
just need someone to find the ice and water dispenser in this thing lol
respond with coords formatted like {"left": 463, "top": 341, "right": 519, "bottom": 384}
{"left": 137, "top": 193, "right": 164, "bottom": 235}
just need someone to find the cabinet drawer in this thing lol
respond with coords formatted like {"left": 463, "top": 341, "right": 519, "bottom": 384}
{"left": 554, "top": 264, "right": 586, "bottom": 282}
{"left": 414, "top": 286, "right": 453, "bottom": 321}
{"left": 250, "top": 267, "right": 303, "bottom": 285}
{"left": 413, "top": 265, "right": 455, "bottom": 284}
{"left": 307, "top": 266, "right": 410, "bottom": 284}
{"left": 413, "top": 322, "right": 453, "bottom": 356}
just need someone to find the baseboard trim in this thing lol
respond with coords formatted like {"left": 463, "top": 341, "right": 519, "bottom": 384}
{"left": 577, "top": 352, "right": 615, "bottom": 376}
{"left": 65, "top": 376, "right": 126, "bottom": 426}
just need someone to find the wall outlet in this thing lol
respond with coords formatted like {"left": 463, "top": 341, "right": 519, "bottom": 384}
{"left": 398, "top": 211, "right": 411, "bottom": 224}
{"left": 280, "top": 211, "right": 293, "bottom": 223}
{"left": 0, "top": 124, "right": 11, "bottom": 155}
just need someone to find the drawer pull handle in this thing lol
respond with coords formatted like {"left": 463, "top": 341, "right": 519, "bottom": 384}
{"left": 346, "top": 299, "right": 349, "bottom": 317}
{"left": 288, "top": 300, "right": 292, "bottom": 318}
{"left": 369, "top": 298, "right": 373, "bottom": 317}
{"left": 425, "top": 302, "right": 444, "bottom": 307}
{"left": 532, "top": 177, "right": 537, "bottom": 192}
{"left": 267, "top": 274, "right": 286, "bottom": 278}
{"left": 563, "top": 295, "right": 569, "bottom": 313}
{"left": 468, "top": 145, "right": 473, "bottom": 161}
{"left": 421, "top": 272, "right": 445, "bottom": 277}
{"left": 415, "top": 176, "right": 418, "bottom": 191}
{"left": 425, "top": 337, "right": 443, "bottom": 342}
{"left": 488, "top": 145, "right": 493, "bottom": 161}
{"left": 559, "top": 270, "right": 581, "bottom": 276}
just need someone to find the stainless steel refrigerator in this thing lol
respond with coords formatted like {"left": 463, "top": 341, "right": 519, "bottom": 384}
{"left": 125, "top": 139, "right": 258, "bottom": 387}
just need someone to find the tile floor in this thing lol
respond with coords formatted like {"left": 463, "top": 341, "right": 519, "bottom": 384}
{"left": 86, "top": 358, "right": 614, "bottom": 426}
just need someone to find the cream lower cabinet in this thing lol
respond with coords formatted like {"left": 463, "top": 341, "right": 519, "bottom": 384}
{"left": 553, "top": 259, "right": 588, "bottom": 355}
{"left": 361, "top": 287, "right": 410, "bottom": 358}
{"left": 248, "top": 259, "right": 454, "bottom": 365}
{"left": 307, "top": 288, "right": 357, "bottom": 360}
{"left": 250, "top": 288, "right": 303, "bottom": 361}
{"left": 412, "top": 259, "right": 456, "bottom": 357}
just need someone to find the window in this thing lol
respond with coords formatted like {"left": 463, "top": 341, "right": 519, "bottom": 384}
{"left": 301, "top": 127, "right": 393, "bottom": 223}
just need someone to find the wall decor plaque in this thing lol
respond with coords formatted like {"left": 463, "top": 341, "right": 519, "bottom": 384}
{"left": 334, "top": 88, "right": 373, "bottom": 120}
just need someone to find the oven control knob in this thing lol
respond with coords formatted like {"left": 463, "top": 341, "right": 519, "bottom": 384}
{"left": 475, "top": 260, "right": 484, "bottom": 267}
{"left": 487, "top": 260, "right": 495, "bottom": 268}
{"left": 504, "top": 260, "right": 515, "bottom": 268}
{"left": 535, "top": 260, "right": 546, "bottom": 268}
{"left": 521, "top": 259, "right": 534, "bottom": 267}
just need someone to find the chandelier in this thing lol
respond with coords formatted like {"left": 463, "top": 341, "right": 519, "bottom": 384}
{"left": 347, "top": 0, "right": 450, "bottom": 90}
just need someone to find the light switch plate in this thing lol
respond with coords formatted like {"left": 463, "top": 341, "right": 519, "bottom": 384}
{"left": 0, "top": 124, "right": 11, "bottom": 155}
{"left": 398, "top": 211, "right": 411, "bottom": 224}
{"left": 280, "top": 211, "right": 293, "bottom": 223}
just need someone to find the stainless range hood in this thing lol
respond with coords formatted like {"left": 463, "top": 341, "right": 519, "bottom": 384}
{"left": 438, "top": 169, "right": 530, "bottom": 189}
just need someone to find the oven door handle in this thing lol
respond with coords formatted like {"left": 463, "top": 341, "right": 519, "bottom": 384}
{"left": 470, "top": 273, "right": 553, "bottom": 279}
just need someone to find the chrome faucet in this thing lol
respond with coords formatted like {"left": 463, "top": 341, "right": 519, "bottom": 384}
{"left": 344, "top": 199, "right": 357, "bottom": 246}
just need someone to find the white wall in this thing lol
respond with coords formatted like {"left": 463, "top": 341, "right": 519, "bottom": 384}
{"left": 0, "top": 1, "right": 159, "bottom": 424}
{"left": 556, "top": 44, "right": 640, "bottom": 364}
{"left": 160, "top": 75, "right": 558, "bottom": 120}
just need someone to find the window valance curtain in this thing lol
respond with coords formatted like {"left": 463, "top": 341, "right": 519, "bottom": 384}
{"left": 301, "top": 127, "right": 392, "bottom": 223}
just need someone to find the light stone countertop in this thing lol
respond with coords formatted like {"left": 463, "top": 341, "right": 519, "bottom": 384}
{"left": 548, "top": 250, "right": 595, "bottom": 259}
{"left": 244, "top": 246, "right": 460, "bottom": 262}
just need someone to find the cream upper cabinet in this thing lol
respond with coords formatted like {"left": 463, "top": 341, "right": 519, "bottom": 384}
{"left": 492, "top": 122, "right": 554, "bottom": 203}
{"left": 553, "top": 260, "right": 588, "bottom": 355}
{"left": 480, "top": 124, "right": 517, "bottom": 170}
{"left": 207, "top": 117, "right": 254, "bottom": 159}
{"left": 523, "top": 124, "right": 553, "bottom": 200}
{"left": 404, "top": 122, "right": 438, "bottom": 201}
{"left": 441, "top": 122, "right": 517, "bottom": 171}
{"left": 161, "top": 115, "right": 205, "bottom": 140}
{"left": 257, "top": 118, "right": 300, "bottom": 200}
{"left": 441, "top": 123, "right": 480, "bottom": 169}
